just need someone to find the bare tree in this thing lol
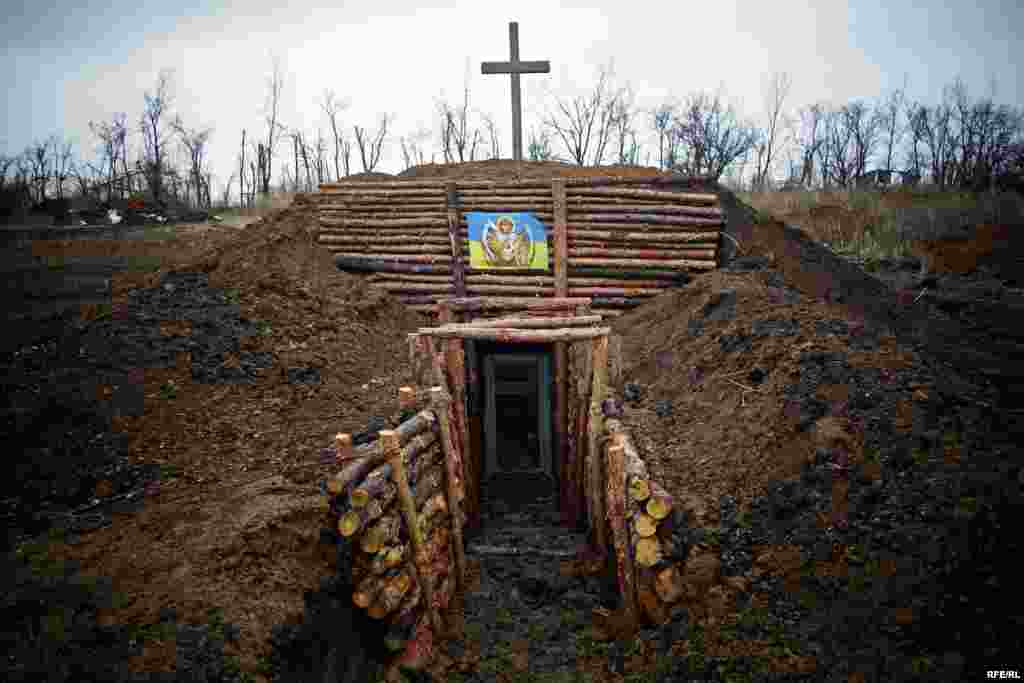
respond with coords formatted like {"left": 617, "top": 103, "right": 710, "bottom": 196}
{"left": 353, "top": 115, "right": 390, "bottom": 172}
{"left": 52, "top": 137, "right": 75, "bottom": 201}
{"left": 844, "top": 101, "right": 881, "bottom": 178}
{"left": 480, "top": 113, "right": 501, "bottom": 160}
{"left": 794, "top": 103, "right": 827, "bottom": 186}
{"left": 527, "top": 127, "right": 555, "bottom": 161}
{"left": 670, "top": 89, "right": 758, "bottom": 180}
{"left": 257, "top": 56, "right": 287, "bottom": 196}
{"left": 877, "top": 82, "right": 906, "bottom": 172}
{"left": 651, "top": 101, "right": 675, "bottom": 170}
{"left": 239, "top": 129, "right": 248, "bottom": 207}
{"left": 819, "top": 106, "right": 858, "bottom": 188}
{"left": 321, "top": 89, "right": 350, "bottom": 180}
{"left": 400, "top": 127, "right": 432, "bottom": 171}
{"left": 543, "top": 65, "right": 620, "bottom": 166}
{"left": 610, "top": 85, "right": 641, "bottom": 165}
{"left": 752, "top": 72, "right": 792, "bottom": 190}
{"left": 437, "top": 84, "right": 482, "bottom": 163}
{"left": 171, "top": 116, "right": 213, "bottom": 208}
{"left": 219, "top": 170, "right": 236, "bottom": 208}
{"left": 140, "top": 68, "right": 175, "bottom": 205}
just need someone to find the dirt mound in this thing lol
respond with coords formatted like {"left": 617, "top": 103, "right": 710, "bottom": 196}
{"left": 397, "top": 159, "right": 676, "bottom": 181}
{"left": 8, "top": 170, "right": 1020, "bottom": 682}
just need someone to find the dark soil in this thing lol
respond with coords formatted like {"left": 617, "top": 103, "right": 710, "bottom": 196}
{"left": 3, "top": 164, "right": 1022, "bottom": 682}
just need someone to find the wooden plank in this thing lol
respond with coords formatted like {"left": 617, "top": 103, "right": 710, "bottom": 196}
{"left": 382, "top": 430, "right": 442, "bottom": 634}
{"left": 430, "top": 387, "right": 467, "bottom": 600}
{"left": 552, "top": 178, "right": 568, "bottom": 299}
{"left": 416, "top": 326, "right": 612, "bottom": 342}
{"left": 606, "top": 443, "right": 639, "bottom": 627}
{"left": 589, "top": 335, "right": 609, "bottom": 551}
{"left": 447, "top": 182, "right": 466, "bottom": 297}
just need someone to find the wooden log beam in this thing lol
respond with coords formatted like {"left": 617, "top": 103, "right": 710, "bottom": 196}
{"left": 567, "top": 186, "right": 719, "bottom": 203}
{"left": 569, "top": 247, "right": 717, "bottom": 260}
{"left": 318, "top": 187, "right": 448, "bottom": 198}
{"left": 338, "top": 497, "right": 388, "bottom": 538}
{"left": 568, "top": 257, "right": 716, "bottom": 270}
{"left": 327, "top": 413, "right": 438, "bottom": 496}
{"left": 446, "top": 182, "right": 466, "bottom": 297}
{"left": 589, "top": 335, "right": 609, "bottom": 550}
{"left": 370, "top": 543, "right": 408, "bottom": 575}
{"left": 353, "top": 568, "right": 400, "bottom": 608}
{"left": 329, "top": 243, "right": 453, "bottom": 255}
{"left": 442, "top": 314, "right": 603, "bottom": 328}
{"left": 331, "top": 252, "right": 453, "bottom": 263}
{"left": 566, "top": 220, "right": 723, "bottom": 231}
{"left": 569, "top": 212, "right": 721, "bottom": 226}
{"left": 367, "top": 570, "right": 414, "bottom": 619}
{"left": 605, "top": 443, "right": 639, "bottom": 626}
{"left": 590, "top": 308, "right": 624, "bottom": 318}
{"left": 318, "top": 201, "right": 446, "bottom": 211}
{"left": 441, "top": 296, "right": 592, "bottom": 311}
{"left": 335, "top": 256, "right": 451, "bottom": 274}
{"left": 645, "top": 481, "right": 673, "bottom": 520}
{"left": 382, "top": 430, "right": 442, "bottom": 635}
{"left": 319, "top": 173, "right": 713, "bottom": 191}
{"left": 320, "top": 211, "right": 448, "bottom": 221}
{"left": 374, "top": 274, "right": 682, "bottom": 288}
{"left": 361, "top": 512, "right": 402, "bottom": 554}
{"left": 562, "top": 204, "right": 722, "bottom": 218}
{"left": 417, "top": 326, "right": 611, "bottom": 343}
{"left": 320, "top": 234, "right": 451, "bottom": 246}
{"left": 430, "top": 388, "right": 467, "bottom": 597}
{"left": 568, "top": 229, "right": 719, "bottom": 243}
{"left": 321, "top": 217, "right": 448, "bottom": 228}
{"left": 412, "top": 465, "right": 445, "bottom": 509}
{"left": 350, "top": 475, "right": 397, "bottom": 510}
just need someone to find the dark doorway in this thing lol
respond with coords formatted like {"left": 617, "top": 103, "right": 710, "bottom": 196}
{"left": 483, "top": 351, "right": 552, "bottom": 478}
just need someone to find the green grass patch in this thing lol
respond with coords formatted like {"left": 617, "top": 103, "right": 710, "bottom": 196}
{"left": 158, "top": 380, "right": 179, "bottom": 400}
{"left": 255, "top": 320, "right": 272, "bottom": 337}
{"left": 127, "top": 255, "right": 163, "bottom": 273}
{"left": 224, "top": 288, "right": 241, "bottom": 304}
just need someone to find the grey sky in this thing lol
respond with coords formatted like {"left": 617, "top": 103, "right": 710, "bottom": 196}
{"left": 3, "top": 0, "right": 1021, "bottom": 201}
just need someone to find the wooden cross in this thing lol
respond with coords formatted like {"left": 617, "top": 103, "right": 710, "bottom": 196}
{"left": 481, "top": 22, "right": 551, "bottom": 161}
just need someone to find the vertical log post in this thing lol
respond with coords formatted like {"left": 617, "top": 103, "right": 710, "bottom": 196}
{"left": 399, "top": 387, "right": 416, "bottom": 411}
{"left": 335, "top": 433, "right": 353, "bottom": 464}
{"left": 552, "top": 178, "right": 571, "bottom": 527}
{"left": 446, "top": 183, "right": 466, "bottom": 298}
{"left": 430, "top": 387, "right": 467, "bottom": 600}
{"left": 608, "top": 333, "right": 622, "bottom": 393}
{"left": 445, "top": 338, "right": 473, "bottom": 532}
{"left": 382, "top": 430, "right": 442, "bottom": 636}
{"left": 606, "top": 443, "right": 638, "bottom": 629}
{"left": 588, "top": 334, "right": 609, "bottom": 550}
{"left": 552, "top": 178, "right": 568, "bottom": 297}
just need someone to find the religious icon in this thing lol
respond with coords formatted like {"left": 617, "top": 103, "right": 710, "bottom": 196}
{"left": 481, "top": 215, "right": 533, "bottom": 267}
{"left": 467, "top": 212, "right": 548, "bottom": 270}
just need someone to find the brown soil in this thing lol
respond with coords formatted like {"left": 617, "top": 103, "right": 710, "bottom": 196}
{"left": 33, "top": 163, "right": 1018, "bottom": 680}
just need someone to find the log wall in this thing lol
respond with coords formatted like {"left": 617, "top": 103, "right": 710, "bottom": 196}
{"left": 318, "top": 387, "right": 467, "bottom": 672}
{"left": 318, "top": 174, "right": 721, "bottom": 317}
{"left": 598, "top": 400, "right": 696, "bottom": 629}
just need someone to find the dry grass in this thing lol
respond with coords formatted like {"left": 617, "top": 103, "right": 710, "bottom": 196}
{"left": 738, "top": 186, "right": 1024, "bottom": 263}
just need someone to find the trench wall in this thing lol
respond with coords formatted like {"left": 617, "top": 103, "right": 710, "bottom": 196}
{"left": 316, "top": 174, "right": 723, "bottom": 320}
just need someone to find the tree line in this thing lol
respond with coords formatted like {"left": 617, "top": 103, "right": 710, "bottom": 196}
{"left": 3, "top": 62, "right": 1023, "bottom": 219}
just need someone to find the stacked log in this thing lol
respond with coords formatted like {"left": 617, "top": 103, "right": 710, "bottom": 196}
{"left": 318, "top": 392, "right": 467, "bottom": 674}
{"left": 596, "top": 405, "right": 699, "bottom": 626}
{"left": 320, "top": 176, "right": 720, "bottom": 316}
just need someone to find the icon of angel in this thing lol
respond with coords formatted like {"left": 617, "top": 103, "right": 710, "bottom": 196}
{"left": 481, "top": 215, "right": 534, "bottom": 267}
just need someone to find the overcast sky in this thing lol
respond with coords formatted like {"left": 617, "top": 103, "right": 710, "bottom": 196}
{"left": 3, "top": 0, "right": 1022, "bottom": 202}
